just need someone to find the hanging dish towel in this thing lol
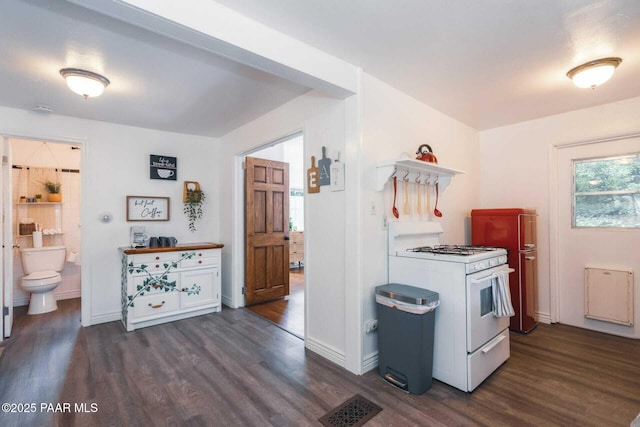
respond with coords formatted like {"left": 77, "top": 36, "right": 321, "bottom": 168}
{"left": 493, "top": 271, "right": 515, "bottom": 317}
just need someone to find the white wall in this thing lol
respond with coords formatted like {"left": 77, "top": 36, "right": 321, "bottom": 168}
{"left": 478, "top": 96, "right": 640, "bottom": 327}
{"left": 0, "top": 106, "right": 219, "bottom": 325}
{"left": 359, "top": 74, "right": 481, "bottom": 364}
{"left": 219, "top": 91, "right": 351, "bottom": 366}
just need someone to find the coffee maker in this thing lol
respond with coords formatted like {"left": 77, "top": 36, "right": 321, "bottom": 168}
{"left": 130, "top": 226, "right": 150, "bottom": 248}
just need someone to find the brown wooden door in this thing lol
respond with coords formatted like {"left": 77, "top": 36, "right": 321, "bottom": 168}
{"left": 245, "top": 157, "right": 290, "bottom": 305}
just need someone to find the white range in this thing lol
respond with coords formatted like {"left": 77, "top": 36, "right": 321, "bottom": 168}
{"left": 387, "top": 221, "right": 512, "bottom": 392}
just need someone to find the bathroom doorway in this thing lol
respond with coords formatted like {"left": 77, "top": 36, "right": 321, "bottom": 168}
{"left": 3, "top": 138, "right": 82, "bottom": 333}
{"left": 245, "top": 133, "right": 305, "bottom": 338}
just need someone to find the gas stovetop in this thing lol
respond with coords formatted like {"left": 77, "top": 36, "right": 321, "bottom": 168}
{"left": 392, "top": 244, "right": 507, "bottom": 265}
{"left": 408, "top": 245, "right": 501, "bottom": 256}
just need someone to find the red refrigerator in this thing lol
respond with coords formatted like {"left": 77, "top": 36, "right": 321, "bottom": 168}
{"left": 471, "top": 208, "right": 538, "bottom": 333}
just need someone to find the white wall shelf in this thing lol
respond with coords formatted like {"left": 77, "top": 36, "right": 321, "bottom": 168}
{"left": 16, "top": 202, "right": 63, "bottom": 237}
{"left": 375, "top": 158, "right": 464, "bottom": 192}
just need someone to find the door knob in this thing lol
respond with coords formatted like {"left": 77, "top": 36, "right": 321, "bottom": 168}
{"left": 284, "top": 236, "right": 290, "bottom": 241}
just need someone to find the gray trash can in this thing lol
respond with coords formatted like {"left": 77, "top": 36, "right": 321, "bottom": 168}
{"left": 375, "top": 283, "right": 439, "bottom": 394}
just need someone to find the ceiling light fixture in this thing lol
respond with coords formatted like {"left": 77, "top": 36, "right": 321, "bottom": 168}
{"left": 566, "top": 57, "right": 622, "bottom": 89}
{"left": 59, "top": 68, "right": 110, "bottom": 99}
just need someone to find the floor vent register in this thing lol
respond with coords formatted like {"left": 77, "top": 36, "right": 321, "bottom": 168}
{"left": 318, "top": 394, "right": 382, "bottom": 427}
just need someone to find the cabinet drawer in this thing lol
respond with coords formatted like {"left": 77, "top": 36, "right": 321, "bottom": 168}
{"left": 290, "top": 243, "right": 304, "bottom": 253}
{"left": 290, "top": 232, "right": 304, "bottom": 244}
{"left": 129, "top": 253, "right": 181, "bottom": 273}
{"left": 131, "top": 272, "right": 180, "bottom": 296}
{"left": 133, "top": 292, "right": 180, "bottom": 318}
{"left": 180, "top": 268, "right": 220, "bottom": 309}
{"left": 180, "top": 249, "right": 220, "bottom": 268}
{"left": 467, "top": 330, "right": 510, "bottom": 392}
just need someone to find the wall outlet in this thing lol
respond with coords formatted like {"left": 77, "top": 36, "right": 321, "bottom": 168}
{"left": 365, "top": 319, "right": 378, "bottom": 334}
{"left": 369, "top": 200, "right": 377, "bottom": 216}
{"left": 382, "top": 215, "right": 388, "bottom": 230}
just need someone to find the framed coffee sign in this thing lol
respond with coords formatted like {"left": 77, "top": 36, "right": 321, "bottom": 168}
{"left": 126, "top": 196, "right": 170, "bottom": 221}
{"left": 150, "top": 155, "right": 177, "bottom": 181}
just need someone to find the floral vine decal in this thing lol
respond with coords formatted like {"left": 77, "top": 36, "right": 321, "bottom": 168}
{"left": 126, "top": 251, "right": 200, "bottom": 308}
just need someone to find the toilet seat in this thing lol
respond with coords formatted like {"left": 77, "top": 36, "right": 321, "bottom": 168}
{"left": 22, "top": 270, "right": 61, "bottom": 286}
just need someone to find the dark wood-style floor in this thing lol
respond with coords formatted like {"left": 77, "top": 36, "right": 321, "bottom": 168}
{"left": 247, "top": 267, "right": 304, "bottom": 338}
{"left": 1, "top": 298, "right": 639, "bottom": 427}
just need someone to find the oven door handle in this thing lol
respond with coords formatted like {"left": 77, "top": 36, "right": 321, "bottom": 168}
{"left": 471, "top": 268, "right": 515, "bottom": 285}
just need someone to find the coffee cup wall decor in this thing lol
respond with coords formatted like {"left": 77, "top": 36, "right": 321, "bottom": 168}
{"left": 157, "top": 169, "right": 175, "bottom": 179}
{"left": 150, "top": 154, "right": 177, "bottom": 181}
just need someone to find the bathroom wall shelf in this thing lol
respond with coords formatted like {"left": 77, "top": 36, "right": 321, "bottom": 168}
{"left": 375, "top": 158, "right": 464, "bottom": 192}
{"left": 18, "top": 202, "right": 63, "bottom": 205}
{"left": 18, "top": 233, "right": 65, "bottom": 237}
{"left": 16, "top": 202, "right": 63, "bottom": 237}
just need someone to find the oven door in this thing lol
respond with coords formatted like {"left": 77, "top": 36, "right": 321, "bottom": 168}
{"left": 466, "top": 265, "right": 513, "bottom": 353}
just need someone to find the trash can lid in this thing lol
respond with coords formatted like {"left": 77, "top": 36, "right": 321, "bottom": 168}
{"left": 375, "top": 283, "right": 439, "bottom": 306}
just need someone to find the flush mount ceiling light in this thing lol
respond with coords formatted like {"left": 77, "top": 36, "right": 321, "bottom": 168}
{"left": 59, "top": 68, "right": 110, "bottom": 98}
{"left": 566, "top": 57, "right": 622, "bottom": 89}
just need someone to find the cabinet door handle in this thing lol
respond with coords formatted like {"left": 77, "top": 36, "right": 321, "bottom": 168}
{"left": 525, "top": 256, "right": 536, "bottom": 261}
{"left": 155, "top": 256, "right": 160, "bottom": 260}
{"left": 155, "top": 264, "right": 160, "bottom": 268}
{"left": 198, "top": 260, "right": 202, "bottom": 264}
{"left": 148, "top": 301, "right": 165, "bottom": 309}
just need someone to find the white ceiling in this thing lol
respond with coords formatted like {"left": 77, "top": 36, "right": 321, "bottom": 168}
{"left": 2, "top": 1, "right": 640, "bottom": 137}
{"left": 0, "top": 0, "right": 310, "bottom": 137}
{"left": 214, "top": 0, "right": 640, "bottom": 130}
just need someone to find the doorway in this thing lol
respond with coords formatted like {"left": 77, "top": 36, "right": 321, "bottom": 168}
{"left": 554, "top": 135, "right": 640, "bottom": 338}
{"left": 2, "top": 138, "right": 82, "bottom": 337}
{"left": 245, "top": 134, "right": 305, "bottom": 338}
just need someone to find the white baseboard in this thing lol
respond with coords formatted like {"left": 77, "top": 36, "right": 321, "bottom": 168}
{"left": 305, "top": 337, "right": 346, "bottom": 368}
{"left": 536, "top": 311, "right": 552, "bottom": 324}
{"left": 222, "top": 295, "right": 238, "bottom": 308}
{"left": 56, "top": 289, "right": 81, "bottom": 300}
{"left": 90, "top": 311, "right": 121, "bottom": 325}
{"left": 12, "top": 296, "right": 29, "bottom": 307}
{"left": 361, "top": 351, "right": 379, "bottom": 373}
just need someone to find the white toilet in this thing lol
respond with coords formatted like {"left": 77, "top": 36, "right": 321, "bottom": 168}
{"left": 20, "top": 246, "right": 66, "bottom": 315}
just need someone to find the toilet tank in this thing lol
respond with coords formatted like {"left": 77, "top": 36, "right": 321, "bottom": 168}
{"left": 20, "top": 246, "right": 66, "bottom": 274}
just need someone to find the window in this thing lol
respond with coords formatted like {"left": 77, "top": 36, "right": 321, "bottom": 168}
{"left": 573, "top": 153, "right": 640, "bottom": 228}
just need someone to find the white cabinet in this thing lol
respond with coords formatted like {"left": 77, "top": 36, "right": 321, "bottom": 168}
{"left": 120, "top": 244, "right": 223, "bottom": 331}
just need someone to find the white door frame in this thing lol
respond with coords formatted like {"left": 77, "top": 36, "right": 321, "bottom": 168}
{"left": 549, "top": 131, "right": 640, "bottom": 324}
{"left": 0, "top": 133, "right": 89, "bottom": 326}
{"left": 231, "top": 130, "right": 304, "bottom": 310}
{"left": 2, "top": 136, "right": 12, "bottom": 340}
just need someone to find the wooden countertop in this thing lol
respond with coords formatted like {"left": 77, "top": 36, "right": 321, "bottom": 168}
{"left": 119, "top": 242, "right": 224, "bottom": 255}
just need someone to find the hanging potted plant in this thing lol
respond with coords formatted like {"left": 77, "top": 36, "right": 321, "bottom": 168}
{"left": 43, "top": 181, "right": 62, "bottom": 202}
{"left": 183, "top": 181, "right": 205, "bottom": 232}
